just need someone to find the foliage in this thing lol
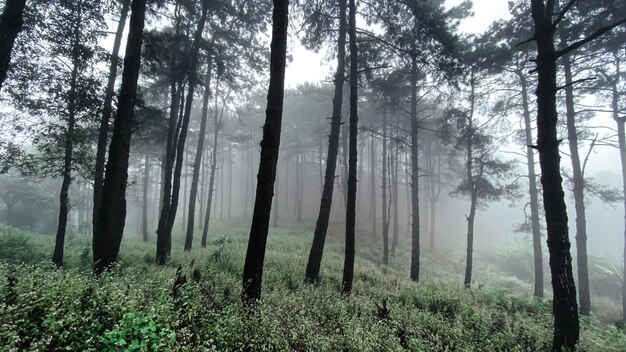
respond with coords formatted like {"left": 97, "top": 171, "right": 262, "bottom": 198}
{"left": 0, "top": 227, "right": 624, "bottom": 351}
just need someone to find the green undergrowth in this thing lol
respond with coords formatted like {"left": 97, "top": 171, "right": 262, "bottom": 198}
{"left": 0, "top": 226, "right": 624, "bottom": 351}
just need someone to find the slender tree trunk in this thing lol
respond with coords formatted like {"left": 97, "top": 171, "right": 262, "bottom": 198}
{"left": 560, "top": 46, "right": 590, "bottom": 315}
{"left": 341, "top": 0, "right": 358, "bottom": 295}
{"left": 0, "top": 0, "right": 26, "bottom": 92}
{"left": 305, "top": 0, "right": 347, "bottom": 283}
{"left": 381, "top": 96, "right": 389, "bottom": 265}
{"left": 519, "top": 69, "right": 544, "bottom": 298}
{"left": 464, "top": 73, "right": 476, "bottom": 288}
{"left": 93, "top": 0, "right": 147, "bottom": 273}
{"left": 156, "top": 5, "right": 208, "bottom": 264}
{"left": 53, "top": 10, "right": 82, "bottom": 267}
{"left": 409, "top": 54, "right": 421, "bottom": 282}
{"left": 142, "top": 153, "right": 150, "bottom": 242}
{"left": 228, "top": 140, "right": 232, "bottom": 220}
{"left": 464, "top": 191, "right": 477, "bottom": 287}
{"left": 273, "top": 161, "right": 280, "bottom": 227}
{"left": 610, "top": 57, "right": 626, "bottom": 320}
{"left": 241, "top": 0, "right": 289, "bottom": 303}
{"left": 93, "top": 0, "right": 130, "bottom": 231}
{"left": 391, "top": 121, "right": 399, "bottom": 253}
{"left": 297, "top": 152, "right": 304, "bottom": 223}
{"left": 184, "top": 58, "right": 212, "bottom": 251}
{"left": 201, "top": 73, "right": 222, "bottom": 248}
{"left": 370, "top": 133, "right": 377, "bottom": 234}
{"left": 530, "top": 1, "right": 579, "bottom": 349}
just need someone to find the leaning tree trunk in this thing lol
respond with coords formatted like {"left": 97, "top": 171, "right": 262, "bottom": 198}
{"left": 241, "top": 0, "right": 289, "bottom": 303}
{"left": 52, "top": 11, "right": 82, "bottom": 268}
{"left": 0, "top": 0, "right": 26, "bottom": 92}
{"left": 519, "top": 69, "right": 544, "bottom": 298}
{"left": 305, "top": 0, "right": 347, "bottom": 284}
{"left": 341, "top": 0, "right": 358, "bottom": 296}
{"left": 530, "top": 1, "right": 579, "bottom": 350}
{"left": 409, "top": 53, "right": 421, "bottom": 282}
{"left": 93, "top": 0, "right": 130, "bottom": 231}
{"left": 156, "top": 4, "right": 208, "bottom": 264}
{"left": 184, "top": 57, "right": 213, "bottom": 251}
{"left": 560, "top": 47, "right": 590, "bottom": 315}
{"left": 93, "top": 0, "right": 147, "bottom": 274}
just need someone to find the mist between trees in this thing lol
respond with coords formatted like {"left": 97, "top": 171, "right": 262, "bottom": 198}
{"left": 0, "top": 0, "right": 625, "bottom": 351}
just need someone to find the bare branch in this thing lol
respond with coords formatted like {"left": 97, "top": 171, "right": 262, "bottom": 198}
{"left": 556, "top": 18, "right": 626, "bottom": 58}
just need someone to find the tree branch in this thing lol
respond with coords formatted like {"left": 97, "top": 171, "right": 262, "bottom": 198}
{"left": 556, "top": 18, "right": 626, "bottom": 58}
{"left": 552, "top": 0, "right": 577, "bottom": 28}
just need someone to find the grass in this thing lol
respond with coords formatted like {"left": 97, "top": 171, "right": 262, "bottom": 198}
{"left": 0, "top": 224, "right": 625, "bottom": 351}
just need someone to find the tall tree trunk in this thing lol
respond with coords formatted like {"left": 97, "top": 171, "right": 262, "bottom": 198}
{"left": 156, "top": 5, "right": 208, "bottom": 264}
{"left": 53, "top": 9, "right": 82, "bottom": 267}
{"left": 241, "top": 0, "right": 289, "bottom": 303}
{"left": 0, "top": 0, "right": 26, "bottom": 92}
{"left": 370, "top": 133, "right": 377, "bottom": 233}
{"left": 142, "top": 152, "right": 150, "bottom": 242}
{"left": 93, "top": 0, "right": 147, "bottom": 273}
{"left": 341, "top": 0, "right": 358, "bottom": 295}
{"left": 519, "top": 68, "right": 544, "bottom": 298}
{"left": 464, "top": 73, "right": 476, "bottom": 288}
{"left": 610, "top": 57, "right": 626, "bottom": 320}
{"left": 409, "top": 54, "right": 420, "bottom": 282}
{"left": 93, "top": 0, "right": 130, "bottom": 231}
{"left": 228, "top": 140, "right": 232, "bottom": 220}
{"left": 530, "top": 1, "right": 579, "bottom": 349}
{"left": 464, "top": 190, "right": 477, "bottom": 287}
{"left": 381, "top": 96, "right": 389, "bottom": 265}
{"left": 391, "top": 119, "right": 399, "bottom": 253}
{"left": 305, "top": 0, "right": 346, "bottom": 283}
{"left": 201, "top": 72, "right": 221, "bottom": 248}
{"left": 184, "top": 58, "right": 212, "bottom": 251}
{"left": 273, "top": 161, "right": 280, "bottom": 227}
{"left": 560, "top": 47, "right": 590, "bottom": 315}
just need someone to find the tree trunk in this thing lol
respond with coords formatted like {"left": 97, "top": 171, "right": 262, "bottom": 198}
{"left": 93, "top": 0, "right": 130, "bottom": 232}
{"left": 611, "top": 58, "right": 626, "bottom": 320}
{"left": 530, "top": 1, "right": 579, "bottom": 349}
{"left": 370, "top": 133, "right": 377, "bottom": 234}
{"left": 381, "top": 96, "right": 389, "bottom": 265}
{"left": 391, "top": 119, "right": 399, "bottom": 253}
{"left": 519, "top": 69, "right": 544, "bottom": 298}
{"left": 241, "top": 0, "right": 289, "bottom": 303}
{"left": 156, "top": 5, "right": 208, "bottom": 264}
{"left": 142, "top": 152, "right": 150, "bottom": 242}
{"left": 201, "top": 72, "right": 221, "bottom": 248}
{"left": 0, "top": 0, "right": 26, "bottom": 92}
{"left": 184, "top": 58, "right": 212, "bottom": 251}
{"left": 305, "top": 0, "right": 347, "bottom": 283}
{"left": 560, "top": 47, "right": 590, "bottom": 315}
{"left": 409, "top": 54, "right": 420, "bottom": 282}
{"left": 53, "top": 9, "right": 82, "bottom": 267}
{"left": 464, "top": 191, "right": 477, "bottom": 287}
{"left": 341, "top": 0, "right": 358, "bottom": 295}
{"left": 464, "top": 73, "right": 476, "bottom": 288}
{"left": 93, "top": 0, "right": 147, "bottom": 273}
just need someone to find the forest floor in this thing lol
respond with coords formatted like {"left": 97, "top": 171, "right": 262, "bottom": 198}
{"left": 0, "top": 224, "right": 625, "bottom": 351}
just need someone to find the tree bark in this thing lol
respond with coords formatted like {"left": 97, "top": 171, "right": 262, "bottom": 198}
{"left": 381, "top": 96, "right": 389, "bottom": 265}
{"left": 93, "top": 0, "right": 130, "bottom": 232}
{"left": 93, "top": 0, "right": 147, "bottom": 273}
{"left": 409, "top": 54, "right": 420, "bottom": 282}
{"left": 529, "top": 1, "right": 579, "bottom": 349}
{"left": 0, "top": 0, "right": 26, "bottom": 92}
{"left": 304, "top": 0, "right": 347, "bottom": 283}
{"left": 463, "top": 72, "right": 476, "bottom": 288}
{"left": 341, "top": 0, "right": 358, "bottom": 295}
{"left": 157, "top": 4, "right": 208, "bottom": 264}
{"left": 241, "top": 0, "right": 289, "bottom": 303}
{"left": 184, "top": 58, "right": 212, "bottom": 251}
{"left": 519, "top": 68, "right": 544, "bottom": 298}
{"left": 391, "top": 118, "right": 399, "bottom": 253}
{"left": 52, "top": 7, "right": 82, "bottom": 267}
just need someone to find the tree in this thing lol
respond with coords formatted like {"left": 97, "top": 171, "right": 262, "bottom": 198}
{"left": 305, "top": 0, "right": 347, "bottom": 284}
{"left": 93, "top": 0, "right": 131, "bottom": 233}
{"left": 93, "top": 0, "right": 148, "bottom": 273}
{"left": 241, "top": 0, "right": 289, "bottom": 303}
{"left": 0, "top": 0, "right": 26, "bottom": 91}
{"left": 527, "top": 0, "right": 625, "bottom": 350}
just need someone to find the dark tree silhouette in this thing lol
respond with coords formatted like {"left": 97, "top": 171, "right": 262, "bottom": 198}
{"left": 93, "top": 0, "right": 147, "bottom": 274}
{"left": 305, "top": 0, "right": 347, "bottom": 284}
{"left": 0, "top": 0, "right": 26, "bottom": 91}
{"left": 241, "top": 0, "right": 289, "bottom": 303}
